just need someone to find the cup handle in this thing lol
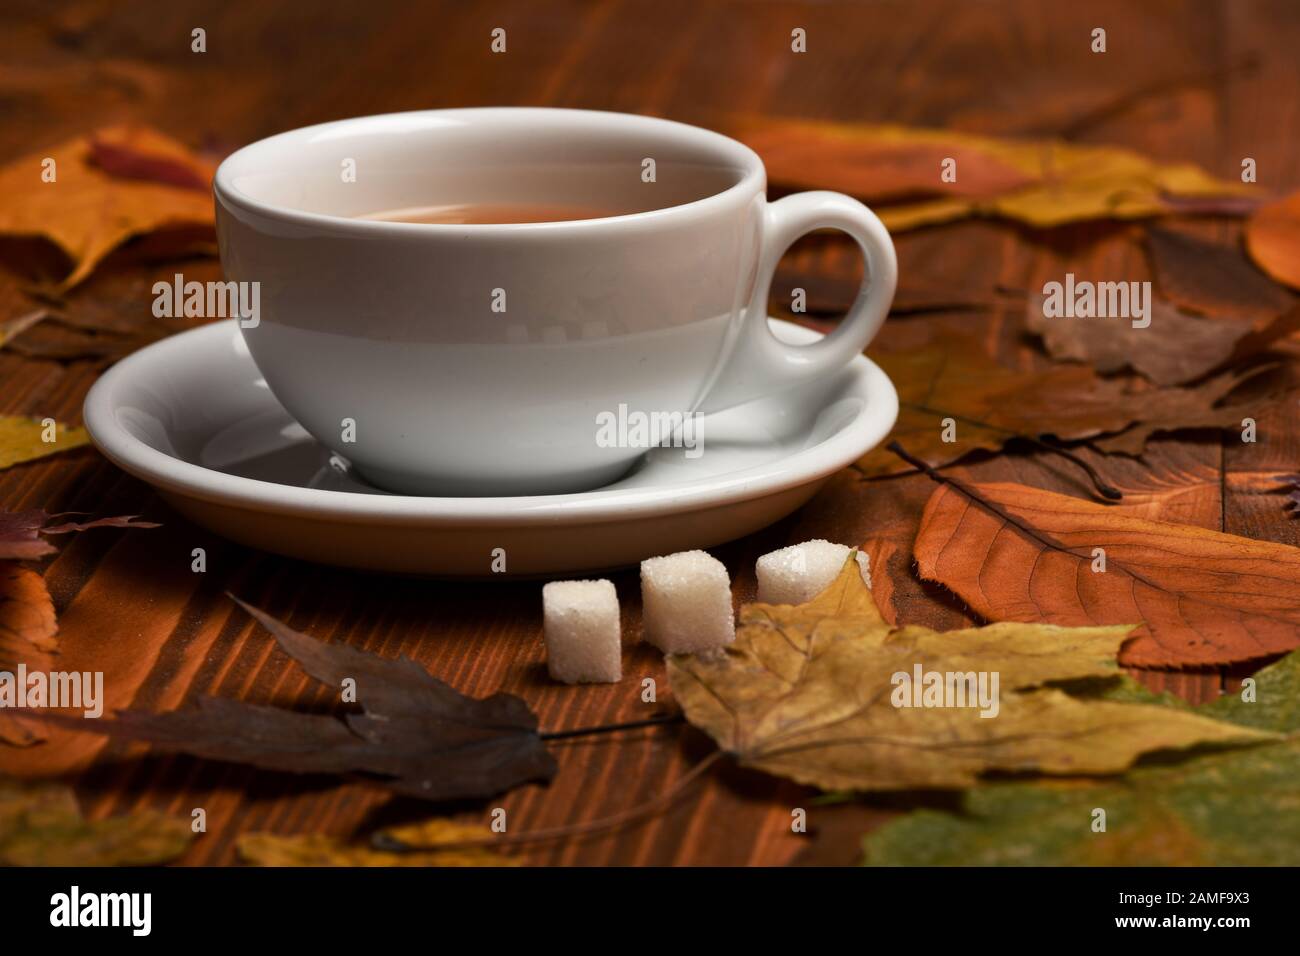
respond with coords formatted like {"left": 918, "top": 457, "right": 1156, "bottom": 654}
{"left": 694, "top": 190, "right": 897, "bottom": 414}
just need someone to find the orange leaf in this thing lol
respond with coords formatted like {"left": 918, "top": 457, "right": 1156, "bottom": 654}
{"left": 0, "top": 126, "right": 215, "bottom": 289}
{"left": 726, "top": 116, "right": 1256, "bottom": 232}
{"left": 734, "top": 118, "right": 1037, "bottom": 202}
{"left": 88, "top": 127, "right": 213, "bottom": 193}
{"left": 0, "top": 562, "right": 57, "bottom": 746}
{"left": 914, "top": 481, "right": 1300, "bottom": 668}
{"left": 1246, "top": 189, "right": 1300, "bottom": 291}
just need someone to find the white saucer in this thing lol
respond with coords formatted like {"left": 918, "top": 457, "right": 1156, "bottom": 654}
{"left": 83, "top": 320, "right": 898, "bottom": 576}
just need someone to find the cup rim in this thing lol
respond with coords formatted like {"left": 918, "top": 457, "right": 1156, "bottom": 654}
{"left": 214, "top": 107, "right": 766, "bottom": 235}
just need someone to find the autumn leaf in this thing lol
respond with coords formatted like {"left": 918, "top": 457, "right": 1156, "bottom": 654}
{"left": 0, "top": 509, "right": 158, "bottom": 560}
{"left": 863, "top": 650, "right": 1300, "bottom": 866}
{"left": 1088, "top": 366, "right": 1278, "bottom": 456}
{"left": 1146, "top": 227, "right": 1294, "bottom": 322}
{"left": 239, "top": 818, "right": 513, "bottom": 867}
{"left": 0, "top": 125, "right": 215, "bottom": 289}
{"left": 1201, "top": 647, "right": 1300, "bottom": 730}
{"left": 1279, "top": 474, "right": 1300, "bottom": 516}
{"left": 0, "top": 565, "right": 56, "bottom": 746}
{"left": 12, "top": 261, "right": 226, "bottom": 362}
{"left": 865, "top": 742, "right": 1300, "bottom": 865}
{"left": 857, "top": 537, "right": 900, "bottom": 625}
{"left": 0, "top": 777, "right": 192, "bottom": 865}
{"left": 913, "top": 480, "right": 1300, "bottom": 667}
{"left": 858, "top": 336, "right": 1123, "bottom": 477}
{"left": 728, "top": 117, "right": 1256, "bottom": 233}
{"left": 1, "top": 508, "right": 157, "bottom": 746}
{"left": 87, "top": 127, "right": 212, "bottom": 193}
{"left": 0, "top": 309, "right": 50, "bottom": 349}
{"left": 0, "top": 416, "right": 91, "bottom": 470}
{"left": 1027, "top": 295, "right": 1300, "bottom": 386}
{"left": 666, "top": 558, "right": 1265, "bottom": 792}
{"left": 856, "top": 335, "right": 1273, "bottom": 477}
{"left": 735, "top": 119, "right": 1039, "bottom": 203}
{"left": 53, "top": 597, "right": 558, "bottom": 801}
{"left": 1245, "top": 189, "right": 1300, "bottom": 291}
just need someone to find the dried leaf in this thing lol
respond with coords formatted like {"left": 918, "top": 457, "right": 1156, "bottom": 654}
{"left": 2, "top": 324, "right": 139, "bottom": 363}
{"left": 0, "top": 509, "right": 159, "bottom": 560}
{"left": 737, "top": 119, "right": 1038, "bottom": 202}
{"left": 0, "top": 309, "right": 49, "bottom": 348}
{"left": 57, "top": 597, "right": 558, "bottom": 801}
{"left": 0, "top": 126, "right": 215, "bottom": 289}
{"left": 1245, "top": 189, "right": 1300, "bottom": 291}
{"left": 1087, "top": 365, "right": 1275, "bottom": 456}
{"left": 858, "top": 537, "right": 899, "bottom": 625}
{"left": 730, "top": 117, "right": 1256, "bottom": 233}
{"left": 666, "top": 559, "right": 1265, "bottom": 792}
{"left": 914, "top": 480, "right": 1300, "bottom": 667}
{"left": 1027, "top": 295, "right": 1300, "bottom": 386}
{"left": 0, "top": 777, "right": 192, "bottom": 865}
{"left": 863, "top": 650, "right": 1300, "bottom": 866}
{"left": 239, "top": 819, "right": 512, "bottom": 867}
{"left": 0, "top": 564, "right": 56, "bottom": 658}
{"left": 1146, "top": 227, "right": 1294, "bottom": 321}
{"left": 0, "top": 416, "right": 91, "bottom": 470}
{"left": 857, "top": 335, "right": 1270, "bottom": 477}
{"left": 87, "top": 127, "right": 212, "bottom": 193}
{"left": 858, "top": 336, "right": 1121, "bottom": 476}
{"left": 1279, "top": 474, "right": 1300, "bottom": 516}
{"left": 0, "top": 564, "right": 56, "bottom": 745}
{"left": 0, "top": 509, "right": 156, "bottom": 746}
{"left": 2, "top": 260, "right": 220, "bottom": 362}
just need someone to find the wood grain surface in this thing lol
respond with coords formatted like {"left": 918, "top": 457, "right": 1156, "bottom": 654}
{"left": 1, "top": 0, "right": 1297, "bottom": 866}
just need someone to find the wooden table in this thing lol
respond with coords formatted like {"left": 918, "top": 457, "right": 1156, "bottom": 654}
{"left": 2, "top": 0, "right": 1297, "bottom": 866}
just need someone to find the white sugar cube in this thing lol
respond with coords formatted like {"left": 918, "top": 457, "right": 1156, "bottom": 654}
{"left": 640, "top": 550, "right": 735, "bottom": 654}
{"left": 756, "top": 539, "right": 871, "bottom": 605}
{"left": 542, "top": 579, "right": 621, "bottom": 684}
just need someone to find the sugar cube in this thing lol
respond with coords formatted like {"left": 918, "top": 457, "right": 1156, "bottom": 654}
{"left": 640, "top": 549, "right": 735, "bottom": 654}
{"left": 542, "top": 579, "right": 622, "bottom": 684}
{"left": 755, "top": 539, "right": 871, "bottom": 605}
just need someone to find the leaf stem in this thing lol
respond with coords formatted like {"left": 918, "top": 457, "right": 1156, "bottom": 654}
{"left": 885, "top": 434, "right": 1121, "bottom": 501}
{"left": 1020, "top": 436, "right": 1123, "bottom": 500}
{"left": 540, "top": 713, "right": 683, "bottom": 741}
{"left": 886, "top": 441, "right": 975, "bottom": 491}
{"left": 373, "top": 750, "right": 724, "bottom": 855}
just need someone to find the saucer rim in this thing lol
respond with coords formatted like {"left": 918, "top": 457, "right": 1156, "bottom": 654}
{"left": 83, "top": 319, "right": 899, "bottom": 527}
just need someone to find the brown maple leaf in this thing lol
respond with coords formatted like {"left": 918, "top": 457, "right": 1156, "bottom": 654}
{"left": 0, "top": 125, "right": 215, "bottom": 289}
{"left": 857, "top": 334, "right": 1279, "bottom": 478}
{"left": 49, "top": 597, "right": 559, "bottom": 801}
{"left": 913, "top": 479, "right": 1300, "bottom": 668}
{"left": 1026, "top": 295, "right": 1300, "bottom": 387}
{"left": 1146, "top": 227, "right": 1294, "bottom": 321}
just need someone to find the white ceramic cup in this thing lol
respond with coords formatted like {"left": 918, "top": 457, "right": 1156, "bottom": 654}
{"left": 215, "top": 108, "right": 897, "bottom": 496}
